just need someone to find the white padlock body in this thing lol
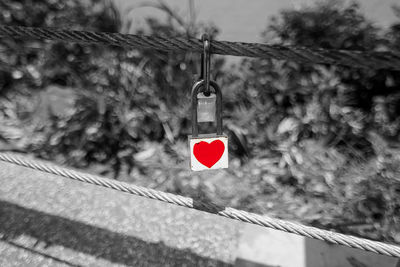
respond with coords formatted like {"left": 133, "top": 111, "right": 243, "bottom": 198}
{"left": 188, "top": 134, "right": 228, "bottom": 171}
{"left": 197, "top": 92, "right": 216, "bottom": 122}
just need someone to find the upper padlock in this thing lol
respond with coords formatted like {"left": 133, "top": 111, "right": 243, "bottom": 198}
{"left": 191, "top": 34, "right": 223, "bottom": 137}
{"left": 191, "top": 79, "right": 223, "bottom": 137}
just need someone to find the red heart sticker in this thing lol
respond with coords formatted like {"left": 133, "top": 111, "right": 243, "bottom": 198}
{"left": 193, "top": 140, "right": 225, "bottom": 168}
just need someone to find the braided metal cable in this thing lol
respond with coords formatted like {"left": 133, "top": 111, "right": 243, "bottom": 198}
{"left": 0, "top": 153, "right": 399, "bottom": 258}
{"left": 1, "top": 25, "right": 400, "bottom": 70}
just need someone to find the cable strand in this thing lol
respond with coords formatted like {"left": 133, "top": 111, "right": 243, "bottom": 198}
{"left": 0, "top": 152, "right": 399, "bottom": 258}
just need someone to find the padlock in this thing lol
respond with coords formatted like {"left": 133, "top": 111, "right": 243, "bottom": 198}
{"left": 188, "top": 79, "right": 228, "bottom": 171}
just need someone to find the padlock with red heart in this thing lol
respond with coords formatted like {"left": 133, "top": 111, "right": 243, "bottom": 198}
{"left": 188, "top": 79, "right": 228, "bottom": 171}
{"left": 189, "top": 134, "right": 228, "bottom": 171}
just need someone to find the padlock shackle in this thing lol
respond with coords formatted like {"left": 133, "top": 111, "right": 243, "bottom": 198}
{"left": 191, "top": 79, "right": 222, "bottom": 137}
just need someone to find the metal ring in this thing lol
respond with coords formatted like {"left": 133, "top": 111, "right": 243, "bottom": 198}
{"left": 201, "top": 34, "right": 211, "bottom": 96}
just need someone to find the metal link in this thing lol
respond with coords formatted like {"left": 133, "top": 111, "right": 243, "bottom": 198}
{"left": 202, "top": 34, "right": 211, "bottom": 96}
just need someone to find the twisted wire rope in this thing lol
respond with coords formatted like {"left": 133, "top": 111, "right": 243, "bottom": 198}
{"left": 0, "top": 153, "right": 399, "bottom": 258}
{"left": 1, "top": 25, "right": 400, "bottom": 70}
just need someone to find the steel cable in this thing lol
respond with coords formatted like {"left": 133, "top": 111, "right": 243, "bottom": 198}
{"left": 1, "top": 25, "right": 400, "bottom": 70}
{"left": 0, "top": 153, "right": 399, "bottom": 258}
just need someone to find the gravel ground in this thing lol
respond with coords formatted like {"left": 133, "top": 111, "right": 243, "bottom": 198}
{"left": 0, "top": 161, "right": 243, "bottom": 266}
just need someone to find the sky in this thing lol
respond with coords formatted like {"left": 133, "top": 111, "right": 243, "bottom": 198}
{"left": 114, "top": 0, "right": 399, "bottom": 42}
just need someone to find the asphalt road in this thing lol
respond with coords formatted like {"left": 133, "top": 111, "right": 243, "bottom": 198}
{"left": 0, "top": 161, "right": 243, "bottom": 266}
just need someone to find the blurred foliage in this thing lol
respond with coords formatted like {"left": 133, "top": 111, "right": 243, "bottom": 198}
{"left": 388, "top": 5, "right": 400, "bottom": 50}
{"left": 229, "top": 0, "right": 400, "bottom": 158}
{"left": 222, "top": 0, "right": 400, "bottom": 242}
{"left": 0, "top": 0, "right": 221, "bottom": 177}
{"left": 0, "top": 0, "right": 400, "bottom": 244}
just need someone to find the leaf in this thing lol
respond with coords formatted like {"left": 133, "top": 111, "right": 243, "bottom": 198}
{"left": 277, "top": 117, "right": 299, "bottom": 134}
